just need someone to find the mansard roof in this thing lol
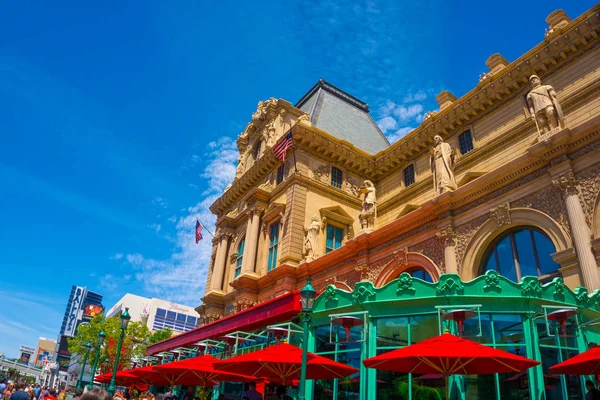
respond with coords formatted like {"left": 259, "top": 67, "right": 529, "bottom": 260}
{"left": 295, "top": 79, "right": 390, "bottom": 155}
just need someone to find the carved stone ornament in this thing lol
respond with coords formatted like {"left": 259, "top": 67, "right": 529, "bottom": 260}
{"left": 313, "top": 164, "right": 330, "bottom": 183}
{"left": 352, "top": 283, "right": 375, "bottom": 305}
{"left": 483, "top": 270, "right": 501, "bottom": 293}
{"left": 205, "top": 312, "right": 222, "bottom": 324}
{"left": 304, "top": 216, "right": 321, "bottom": 262}
{"left": 233, "top": 298, "right": 256, "bottom": 313}
{"left": 573, "top": 287, "right": 593, "bottom": 307}
{"left": 552, "top": 170, "right": 579, "bottom": 197}
{"left": 526, "top": 75, "right": 565, "bottom": 137}
{"left": 490, "top": 202, "right": 511, "bottom": 227}
{"left": 430, "top": 135, "right": 458, "bottom": 196}
{"left": 355, "top": 263, "right": 370, "bottom": 281}
{"left": 393, "top": 248, "right": 408, "bottom": 267}
{"left": 324, "top": 285, "right": 339, "bottom": 302}
{"left": 396, "top": 272, "right": 416, "bottom": 296}
{"left": 520, "top": 276, "right": 542, "bottom": 297}
{"left": 258, "top": 179, "right": 274, "bottom": 192}
{"left": 278, "top": 109, "right": 286, "bottom": 127}
{"left": 358, "top": 180, "right": 377, "bottom": 231}
{"left": 297, "top": 113, "right": 310, "bottom": 125}
{"left": 436, "top": 275, "right": 464, "bottom": 296}
{"left": 436, "top": 225, "right": 456, "bottom": 247}
{"left": 251, "top": 98, "right": 276, "bottom": 123}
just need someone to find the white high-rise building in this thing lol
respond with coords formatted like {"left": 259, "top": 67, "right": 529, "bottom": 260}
{"left": 106, "top": 294, "right": 200, "bottom": 334}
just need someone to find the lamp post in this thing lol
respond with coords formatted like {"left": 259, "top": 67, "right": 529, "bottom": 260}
{"left": 108, "top": 308, "right": 131, "bottom": 396}
{"left": 76, "top": 342, "right": 92, "bottom": 389}
{"left": 87, "top": 330, "right": 106, "bottom": 390}
{"left": 298, "top": 278, "right": 316, "bottom": 400}
{"left": 102, "top": 357, "right": 110, "bottom": 389}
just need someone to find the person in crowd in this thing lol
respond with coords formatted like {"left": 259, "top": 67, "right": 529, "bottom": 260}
{"left": 38, "top": 387, "right": 48, "bottom": 400}
{"left": 242, "top": 382, "right": 262, "bottom": 400}
{"left": 275, "top": 386, "right": 291, "bottom": 400}
{"left": 144, "top": 393, "right": 154, "bottom": 400}
{"left": 9, "top": 383, "right": 30, "bottom": 400}
{"left": 45, "top": 388, "right": 57, "bottom": 400}
{"left": 0, "top": 381, "right": 6, "bottom": 394}
{"left": 33, "top": 386, "right": 39, "bottom": 400}
{"left": 80, "top": 389, "right": 111, "bottom": 400}
{"left": 73, "top": 389, "right": 83, "bottom": 400}
{"left": 56, "top": 390, "right": 66, "bottom": 400}
{"left": 586, "top": 380, "right": 600, "bottom": 400}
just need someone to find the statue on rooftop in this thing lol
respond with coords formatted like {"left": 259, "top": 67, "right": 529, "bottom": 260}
{"left": 526, "top": 75, "right": 564, "bottom": 136}
{"left": 430, "top": 135, "right": 457, "bottom": 195}
{"left": 358, "top": 180, "right": 376, "bottom": 231}
{"left": 304, "top": 216, "right": 321, "bottom": 262}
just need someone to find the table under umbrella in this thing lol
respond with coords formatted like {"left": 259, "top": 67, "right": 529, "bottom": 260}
{"left": 213, "top": 343, "right": 358, "bottom": 384}
{"left": 550, "top": 346, "right": 600, "bottom": 375}
{"left": 363, "top": 332, "right": 540, "bottom": 400}
{"left": 152, "top": 355, "right": 256, "bottom": 387}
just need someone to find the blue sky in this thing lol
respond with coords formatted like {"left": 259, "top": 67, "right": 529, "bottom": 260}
{"left": 0, "top": 1, "right": 595, "bottom": 357}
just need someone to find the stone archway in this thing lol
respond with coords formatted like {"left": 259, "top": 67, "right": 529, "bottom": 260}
{"left": 460, "top": 208, "right": 571, "bottom": 281}
{"left": 374, "top": 250, "right": 442, "bottom": 287}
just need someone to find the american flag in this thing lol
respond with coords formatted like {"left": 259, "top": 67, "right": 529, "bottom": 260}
{"left": 195, "top": 219, "right": 203, "bottom": 243}
{"left": 272, "top": 132, "right": 294, "bottom": 163}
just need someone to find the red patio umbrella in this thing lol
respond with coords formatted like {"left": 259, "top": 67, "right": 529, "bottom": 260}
{"left": 153, "top": 355, "right": 256, "bottom": 387}
{"left": 124, "top": 366, "right": 179, "bottom": 386}
{"left": 94, "top": 370, "right": 137, "bottom": 386}
{"left": 363, "top": 333, "right": 540, "bottom": 400}
{"left": 213, "top": 343, "right": 358, "bottom": 383}
{"left": 549, "top": 346, "right": 600, "bottom": 375}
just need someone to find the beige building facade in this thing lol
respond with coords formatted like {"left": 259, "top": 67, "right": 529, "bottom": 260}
{"left": 197, "top": 6, "right": 600, "bottom": 324}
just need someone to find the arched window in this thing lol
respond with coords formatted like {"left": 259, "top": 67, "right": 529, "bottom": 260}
{"left": 403, "top": 267, "right": 433, "bottom": 283}
{"left": 482, "top": 228, "right": 560, "bottom": 282}
{"left": 235, "top": 238, "right": 245, "bottom": 278}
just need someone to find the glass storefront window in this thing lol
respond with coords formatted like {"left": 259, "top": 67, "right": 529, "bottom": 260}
{"left": 376, "top": 317, "right": 409, "bottom": 348}
{"left": 410, "top": 314, "right": 439, "bottom": 344}
{"left": 539, "top": 347, "right": 583, "bottom": 400}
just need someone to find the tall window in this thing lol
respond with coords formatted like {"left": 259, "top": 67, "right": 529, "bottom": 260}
{"left": 458, "top": 130, "right": 474, "bottom": 155}
{"left": 403, "top": 164, "right": 415, "bottom": 187}
{"left": 331, "top": 166, "right": 343, "bottom": 189}
{"left": 276, "top": 164, "right": 285, "bottom": 185}
{"left": 325, "top": 225, "right": 344, "bottom": 253}
{"left": 253, "top": 141, "right": 262, "bottom": 160}
{"left": 482, "top": 228, "right": 560, "bottom": 282}
{"left": 405, "top": 267, "right": 433, "bottom": 283}
{"left": 267, "top": 223, "right": 280, "bottom": 271}
{"left": 235, "top": 237, "right": 245, "bottom": 278}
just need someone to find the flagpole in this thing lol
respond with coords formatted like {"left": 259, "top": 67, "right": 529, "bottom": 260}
{"left": 197, "top": 219, "right": 214, "bottom": 238}
{"left": 290, "top": 129, "right": 298, "bottom": 174}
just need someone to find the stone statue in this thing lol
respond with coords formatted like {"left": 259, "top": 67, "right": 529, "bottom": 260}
{"left": 358, "top": 180, "right": 376, "bottom": 230}
{"left": 304, "top": 216, "right": 321, "bottom": 262}
{"left": 526, "top": 75, "right": 564, "bottom": 136}
{"left": 235, "top": 153, "right": 247, "bottom": 179}
{"left": 430, "top": 135, "right": 457, "bottom": 195}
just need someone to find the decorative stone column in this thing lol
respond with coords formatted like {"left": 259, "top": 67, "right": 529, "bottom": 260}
{"left": 436, "top": 225, "right": 458, "bottom": 274}
{"left": 552, "top": 171, "right": 600, "bottom": 290}
{"left": 210, "top": 232, "right": 231, "bottom": 292}
{"left": 242, "top": 206, "right": 262, "bottom": 275}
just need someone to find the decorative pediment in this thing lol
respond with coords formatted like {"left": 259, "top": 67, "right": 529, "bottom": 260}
{"left": 396, "top": 204, "right": 420, "bottom": 219}
{"left": 319, "top": 206, "right": 354, "bottom": 226}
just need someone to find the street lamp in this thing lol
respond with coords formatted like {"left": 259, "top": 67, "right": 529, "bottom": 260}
{"left": 298, "top": 278, "right": 316, "bottom": 400}
{"left": 87, "top": 330, "right": 106, "bottom": 390}
{"left": 76, "top": 342, "right": 93, "bottom": 389}
{"left": 108, "top": 308, "right": 131, "bottom": 396}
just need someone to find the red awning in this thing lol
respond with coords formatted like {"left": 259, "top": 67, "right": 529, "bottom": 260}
{"left": 146, "top": 290, "right": 301, "bottom": 355}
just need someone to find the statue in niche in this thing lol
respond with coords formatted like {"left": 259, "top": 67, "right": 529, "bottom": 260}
{"left": 304, "top": 216, "right": 321, "bottom": 262}
{"left": 526, "top": 75, "right": 564, "bottom": 136}
{"left": 358, "top": 180, "right": 376, "bottom": 231}
{"left": 430, "top": 135, "right": 457, "bottom": 195}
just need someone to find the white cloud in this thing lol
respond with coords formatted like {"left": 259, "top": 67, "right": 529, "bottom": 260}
{"left": 149, "top": 223, "right": 161, "bottom": 233}
{"left": 387, "top": 127, "right": 415, "bottom": 143}
{"left": 393, "top": 104, "right": 424, "bottom": 121}
{"left": 402, "top": 91, "right": 427, "bottom": 103}
{"left": 167, "top": 216, "right": 177, "bottom": 223}
{"left": 376, "top": 116, "right": 397, "bottom": 133}
{"left": 188, "top": 183, "right": 198, "bottom": 189}
{"left": 110, "top": 253, "right": 124, "bottom": 260}
{"left": 122, "top": 137, "right": 238, "bottom": 305}
{"left": 153, "top": 197, "right": 168, "bottom": 209}
{"left": 100, "top": 274, "right": 118, "bottom": 290}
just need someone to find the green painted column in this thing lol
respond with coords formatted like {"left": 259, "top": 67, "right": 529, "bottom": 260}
{"left": 523, "top": 316, "right": 544, "bottom": 400}
{"left": 365, "top": 317, "right": 377, "bottom": 400}
{"left": 304, "top": 325, "right": 315, "bottom": 400}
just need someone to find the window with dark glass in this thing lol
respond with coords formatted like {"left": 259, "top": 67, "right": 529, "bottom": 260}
{"left": 276, "top": 165, "right": 285, "bottom": 185}
{"left": 235, "top": 237, "right": 245, "bottom": 277}
{"left": 458, "top": 129, "right": 474, "bottom": 155}
{"left": 325, "top": 225, "right": 344, "bottom": 253}
{"left": 253, "top": 141, "right": 262, "bottom": 160}
{"left": 405, "top": 267, "right": 433, "bottom": 283}
{"left": 331, "top": 166, "right": 343, "bottom": 189}
{"left": 482, "top": 228, "right": 560, "bottom": 282}
{"left": 267, "top": 223, "right": 280, "bottom": 271}
{"left": 403, "top": 164, "right": 415, "bottom": 187}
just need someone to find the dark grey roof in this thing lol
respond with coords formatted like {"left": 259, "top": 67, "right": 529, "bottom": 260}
{"left": 295, "top": 79, "right": 390, "bottom": 155}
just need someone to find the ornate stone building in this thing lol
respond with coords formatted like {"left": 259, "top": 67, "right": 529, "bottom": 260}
{"left": 145, "top": 6, "right": 600, "bottom": 399}
{"left": 195, "top": 7, "right": 600, "bottom": 322}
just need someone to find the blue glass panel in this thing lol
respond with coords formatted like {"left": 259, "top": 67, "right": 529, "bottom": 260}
{"left": 176, "top": 313, "right": 186, "bottom": 322}
{"left": 326, "top": 225, "right": 334, "bottom": 253}
{"left": 496, "top": 236, "right": 517, "bottom": 281}
{"left": 484, "top": 249, "right": 497, "bottom": 273}
{"left": 533, "top": 231, "right": 559, "bottom": 275}
{"left": 334, "top": 227, "right": 343, "bottom": 249}
{"left": 156, "top": 308, "right": 166, "bottom": 317}
{"left": 515, "top": 229, "right": 537, "bottom": 277}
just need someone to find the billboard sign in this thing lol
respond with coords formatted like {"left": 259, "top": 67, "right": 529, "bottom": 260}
{"left": 18, "top": 346, "right": 34, "bottom": 366}
{"left": 57, "top": 355, "right": 70, "bottom": 372}
{"left": 64, "top": 286, "right": 86, "bottom": 337}
{"left": 82, "top": 304, "right": 104, "bottom": 319}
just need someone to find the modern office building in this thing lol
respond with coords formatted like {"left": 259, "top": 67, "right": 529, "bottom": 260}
{"left": 106, "top": 294, "right": 199, "bottom": 334}
{"left": 146, "top": 6, "right": 600, "bottom": 400}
